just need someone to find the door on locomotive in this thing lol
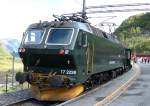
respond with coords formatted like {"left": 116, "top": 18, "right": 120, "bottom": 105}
{"left": 77, "top": 30, "right": 94, "bottom": 75}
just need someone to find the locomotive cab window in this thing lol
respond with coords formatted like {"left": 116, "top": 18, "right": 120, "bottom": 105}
{"left": 24, "top": 29, "right": 44, "bottom": 44}
{"left": 46, "top": 28, "right": 74, "bottom": 45}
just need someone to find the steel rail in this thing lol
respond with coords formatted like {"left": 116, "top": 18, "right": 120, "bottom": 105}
{"left": 7, "top": 98, "right": 62, "bottom": 106}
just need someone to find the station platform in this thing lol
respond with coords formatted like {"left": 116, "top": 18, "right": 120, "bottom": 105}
{"left": 109, "top": 63, "right": 150, "bottom": 106}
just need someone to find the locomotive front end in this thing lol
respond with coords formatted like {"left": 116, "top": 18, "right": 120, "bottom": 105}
{"left": 16, "top": 23, "right": 84, "bottom": 101}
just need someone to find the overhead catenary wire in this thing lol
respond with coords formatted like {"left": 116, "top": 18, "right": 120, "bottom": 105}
{"left": 88, "top": 16, "right": 117, "bottom": 19}
{"left": 62, "top": 2, "right": 150, "bottom": 26}
{"left": 86, "top": 3, "right": 150, "bottom": 14}
{"left": 63, "top": 8, "right": 150, "bottom": 16}
{"left": 86, "top": 8, "right": 150, "bottom": 14}
{"left": 63, "top": 3, "right": 150, "bottom": 16}
{"left": 86, "top": 3, "right": 150, "bottom": 9}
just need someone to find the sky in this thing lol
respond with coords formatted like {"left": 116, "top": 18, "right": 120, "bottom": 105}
{"left": 0, "top": 0, "right": 150, "bottom": 41}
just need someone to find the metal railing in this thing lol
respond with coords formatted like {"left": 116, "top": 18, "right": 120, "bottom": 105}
{"left": 0, "top": 71, "right": 29, "bottom": 93}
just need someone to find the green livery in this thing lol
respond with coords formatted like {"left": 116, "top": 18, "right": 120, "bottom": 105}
{"left": 16, "top": 16, "right": 131, "bottom": 87}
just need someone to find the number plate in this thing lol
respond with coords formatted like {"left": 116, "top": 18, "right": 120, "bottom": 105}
{"left": 60, "top": 70, "right": 76, "bottom": 75}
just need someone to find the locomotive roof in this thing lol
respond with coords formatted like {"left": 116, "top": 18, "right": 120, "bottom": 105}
{"left": 28, "top": 20, "right": 93, "bottom": 33}
{"left": 28, "top": 20, "right": 121, "bottom": 44}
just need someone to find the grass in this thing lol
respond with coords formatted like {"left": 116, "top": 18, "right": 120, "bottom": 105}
{"left": 0, "top": 82, "right": 30, "bottom": 93}
{"left": 0, "top": 56, "right": 23, "bottom": 72}
{"left": 0, "top": 43, "right": 26, "bottom": 93}
{"left": 0, "top": 44, "right": 23, "bottom": 72}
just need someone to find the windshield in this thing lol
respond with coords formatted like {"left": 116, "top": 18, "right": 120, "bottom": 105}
{"left": 24, "top": 29, "right": 44, "bottom": 44}
{"left": 47, "top": 28, "right": 74, "bottom": 45}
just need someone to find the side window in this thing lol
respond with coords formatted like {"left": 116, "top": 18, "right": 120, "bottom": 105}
{"left": 77, "top": 31, "right": 82, "bottom": 47}
{"left": 82, "top": 32, "right": 87, "bottom": 47}
{"left": 77, "top": 30, "right": 88, "bottom": 48}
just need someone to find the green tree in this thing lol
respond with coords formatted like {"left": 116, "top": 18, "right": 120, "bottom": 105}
{"left": 114, "top": 12, "right": 150, "bottom": 53}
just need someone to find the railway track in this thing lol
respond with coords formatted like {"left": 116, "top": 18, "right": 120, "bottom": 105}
{"left": 0, "top": 89, "right": 63, "bottom": 106}
{"left": 0, "top": 89, "right": 32, "bottom": 106}
{"left": 8, "top": 98, "right": 62, "bottom": 106}
{"left": 7, "top": 98, "right": 33, "bottom": 106}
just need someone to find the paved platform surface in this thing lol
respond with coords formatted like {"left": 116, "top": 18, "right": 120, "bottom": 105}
{"left": 59, "top": 65, "right": 139, "bottom": 106}
{"left": 110, "top": 63, "right": 150, "bottom": 106}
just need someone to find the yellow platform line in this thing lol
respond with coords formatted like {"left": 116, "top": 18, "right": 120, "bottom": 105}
{"left": 94, "top": 64, "right": 141, "bottom": 106}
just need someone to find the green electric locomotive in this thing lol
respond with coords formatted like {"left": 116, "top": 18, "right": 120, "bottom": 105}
{"left": 16, "top": 15, "right": 131, "bottom": 101}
